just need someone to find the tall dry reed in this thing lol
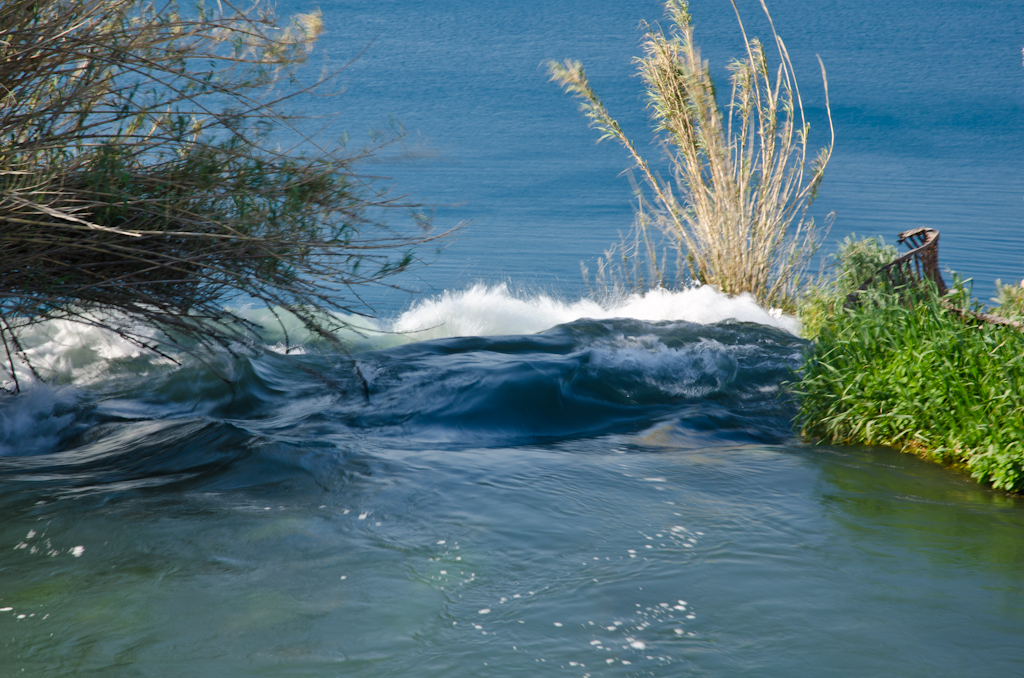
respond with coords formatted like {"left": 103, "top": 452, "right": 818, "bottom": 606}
{"left": 549, "top": 0, "right": 832, "bottom": 311}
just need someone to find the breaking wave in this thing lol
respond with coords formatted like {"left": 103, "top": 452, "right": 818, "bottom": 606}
{"left": 0, "top": 284, "right": 806, "bottom": 482}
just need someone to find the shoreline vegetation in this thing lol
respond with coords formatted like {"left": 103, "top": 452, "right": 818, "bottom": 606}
{"left": 0, "top": 0, "right": 443, "bottom": 391}
{"left": 551, "top": 0, "right": 1024, "bottom": 493}
{"left": 797, "top": 235, "right": 1024, "bottom": 494}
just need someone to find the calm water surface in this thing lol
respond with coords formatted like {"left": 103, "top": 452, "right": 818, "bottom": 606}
{"left": 3, "top": 0, "right": 1024, "bottom": 675}
{"left": 314, "top": 0, "right": 1024, "bottom": 306}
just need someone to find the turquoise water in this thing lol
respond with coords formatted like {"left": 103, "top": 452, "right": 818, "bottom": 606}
{"left": 3, "top": 0, "right": 1024, "bottom": 675}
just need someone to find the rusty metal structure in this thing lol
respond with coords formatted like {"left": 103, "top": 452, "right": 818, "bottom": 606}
{"left": 847, "top": 227, "right": 1024, "bottom": 330}
{"left": 847, "top": 227, "right": 946, "bottom": 304}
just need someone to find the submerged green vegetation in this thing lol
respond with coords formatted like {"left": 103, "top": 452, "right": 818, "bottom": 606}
{"left": 796, "top": 238, "right": 1024, "bottom": 493}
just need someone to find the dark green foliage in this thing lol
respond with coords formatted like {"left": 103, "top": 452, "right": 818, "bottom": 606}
{"left": 796, "top": 245, "right": 1024, "bottom": 492}
{"left": 798, "top": 235, "right": 897, "bottom": 340}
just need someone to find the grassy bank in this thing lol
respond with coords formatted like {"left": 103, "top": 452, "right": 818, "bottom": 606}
{"left": 795, "top": 239, "right": 1024, "bottom": 493}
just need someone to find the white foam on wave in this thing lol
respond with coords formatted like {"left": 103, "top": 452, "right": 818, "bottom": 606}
{"left": 0, "top": 318, "right": 169, "bottom": 454}
{"left": 389, "top": 283, "right": 798, "bottom": 339}
{"left": 0, "top": 384, "right": 78, "bottom": 456}
{"left": 0, "top": 283, "right": 796, "bottom": 395}
{"left": 4, "top": 317, "right": 162, "bottom": 388}
{"left": 586, "top": 335, "right": 739, "bottom": 398}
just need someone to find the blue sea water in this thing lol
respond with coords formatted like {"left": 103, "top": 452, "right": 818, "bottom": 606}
{"left": 2, "top": 1, "right": 1024, "bottom": 676}
{"left": 312, "top": 0, "right": 1024, "bottom": 307}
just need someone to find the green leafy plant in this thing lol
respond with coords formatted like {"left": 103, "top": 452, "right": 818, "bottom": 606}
{"left": 798, "top": 235, "right": 897, "bottom": 339}
{"left": 549, "top": 0, "right": 833, "bottom": 311}
{"left": 795, "top": 244, "right": 1024, "bottom": 493}
{"left": 0, "top": 0, "right": 443, "bottom": 389}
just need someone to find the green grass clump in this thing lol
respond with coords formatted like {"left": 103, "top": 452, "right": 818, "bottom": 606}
{"left": 798, "top": 235, "right": 897, "bottom": 340}
{"left": 795, "top": 244, "right": 1024, "bottom": 492}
